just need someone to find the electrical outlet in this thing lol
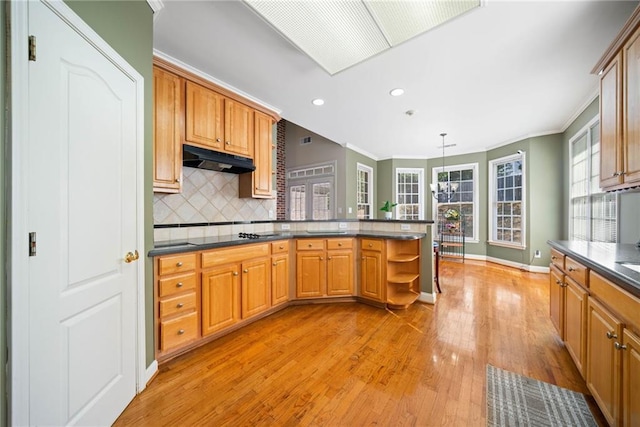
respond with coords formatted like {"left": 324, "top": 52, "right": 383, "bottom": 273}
{"left": 401, "top": 224, "right": 411, "bottom": 231}
{"left": 339, "top": 222, "right": 347, "bottom": 229}
{"left": 281, "top": 224, "right": 290, "bottom": 230}
{"left": 534, "top": 250, "right": 541, "bottom": 258}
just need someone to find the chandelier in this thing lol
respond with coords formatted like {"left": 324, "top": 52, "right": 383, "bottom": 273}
{"left": 430, "top": 133, "right": 458, "bottom": 202}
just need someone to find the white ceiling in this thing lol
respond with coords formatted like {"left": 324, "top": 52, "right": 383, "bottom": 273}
{"left": 153, "top": 0, "right": 638, "bottom": 160}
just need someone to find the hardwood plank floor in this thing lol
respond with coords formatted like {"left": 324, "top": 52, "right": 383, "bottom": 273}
{"left": 115, "top": 260, "right": 606, "bottom": 426}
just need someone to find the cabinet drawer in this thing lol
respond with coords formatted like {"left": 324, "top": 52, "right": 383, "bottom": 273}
{"left": 159, "top": 292, "right": 196, "bottom": 318}
{"left": 565, "top": 256, "right": 588, "bottom": 288}
{"left": 158, "top": 253, "right": 196, "bottom": 275}
{"left": 550, "top": 248, "right": 565, "bottom": 270}
{"left": 361, "top": 238, "right": 383, "bottom": 252}
{"left": 271, "top": 240, "right": 290, "bottom": 254}
{"left": 160, "top": 311, "right": 198, "bottom": 351}
{"left": 296, "top": 239, "right": 325, "bottom": 251}
{"left": 202, "top": 243, "right": 269, "bottom": 268}
{"left": 327, "top": 238, "right": 353, "bottom": 250}
{"left": 159, "top": 273, "right": 196, "bottom": 297}
{"left": 590, "top": 271, "right": 640, "bottom": 331}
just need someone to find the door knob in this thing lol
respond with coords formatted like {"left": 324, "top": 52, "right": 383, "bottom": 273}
{"left": 124, "top": 250, "right": 139, "bottom": 263}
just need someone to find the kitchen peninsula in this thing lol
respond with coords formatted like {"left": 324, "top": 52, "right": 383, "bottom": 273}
{"left": 150, "top": 219, "right": 435, "bottom": 362}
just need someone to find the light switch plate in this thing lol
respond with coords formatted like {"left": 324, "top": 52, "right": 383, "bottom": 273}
{"left": 281, "top": 224, "right": 290, "bottom": 230}
{"left": 339, "top": 222, "right": 347, "bottom": 229}
{"left": 400, "top": 224, "right": 411, "bottom": 231}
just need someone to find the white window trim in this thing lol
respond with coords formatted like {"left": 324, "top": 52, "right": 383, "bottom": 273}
{"left": 431, "top": 162, "right": 479, "bottom": 243}
{"left": 395, "top": 168, "right": 424, "bottom": 220}
{"left": 286, "top": 161, "right": 337, "bottom": 220}
{"left": 568, "top": 116, "right": 619, "bottom": 242}
{"left": 488, "top": 153, "right": 526, "bottom": 249}
{"left": 356, "top": 163, "right": 374, "bottom": 219}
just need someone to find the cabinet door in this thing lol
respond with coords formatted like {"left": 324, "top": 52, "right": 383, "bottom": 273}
{"left": 239, "top": 111, "right": 273, "bottom": 198}
{"left": 271, "top": 254, "right": 289, "bottom": 306}
{"left": 623, "top": 27, "right": 640, "bottom": 185}
{"left": 361, "top": 250, "right": 384, "bottom": 301}
{"left": 241, "top": 258, "right": 271, "bottom": 319}
{"left": 600, "top": 52, "right": 623, "bottom": 189}
{"left": 224, "top": 98, "right": 253, "bottom": 158}
{"left": 185, "top": 81, "right": 224, "bottom": 150}
{"left": 153, "top": 67, "right": 182, "bottom": 193}
{"left": 622, "top": 328, "right": 640, "bottom": 427}
{"left": 327, "top": 250, "right": 354, "bottom": 296}
{"left": 587, "top": 297, "right": 623, "bottom": 426}
{"left": 201, "top": 264, "right": 240, "bottom": 336}
{"left": 564, "top": 277, "right": 587, "bottom": 378}
{"left": 549, "top": 265, "right": 564, "bottom": 338}
{"left": 296, "top": 251, "right": 325, "bottom": 298}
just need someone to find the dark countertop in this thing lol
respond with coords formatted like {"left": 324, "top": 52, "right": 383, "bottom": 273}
{"left": 150, "top": 231, "right": 427, "bottom": 257}
{"left": 547, "top": 240, "right": 640, "bottom": 297}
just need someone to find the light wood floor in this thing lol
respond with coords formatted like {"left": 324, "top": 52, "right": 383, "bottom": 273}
{"left": 115, "top": 260, "right": 606, "bottom": 426}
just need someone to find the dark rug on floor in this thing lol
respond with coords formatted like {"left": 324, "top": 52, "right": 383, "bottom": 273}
{"left": 486, "top": 364, "right": 597, "bottom": 427}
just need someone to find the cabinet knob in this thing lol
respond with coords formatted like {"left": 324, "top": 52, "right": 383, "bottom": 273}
{"left": 551, "top": 256, "right": 557, "bottom": 260}
{"left": 177, "top": 303, "right": 184, "bottom": 308}
{"left": 175, "top": 178, "right": 180, "bottom": 183}
{"left": 567, "top": 267, "right": 575, "bottom": 272}
{"left": 233, "top": 271, "right": 238, "bottom": 276}
{"left": 177, "top": 329, "right": 185, "bottom": 335}
{"left": 614, "top": 342, "right": 627, "bottom": 351}
{"left": 176, "top": 262, "right": 183, "bottom": 267}
{"left": 328, "top": 256, "right": 332, "bottom": 260}
{"left": 243, "top": 269, "right": 249, "bottom": 273}
{"left": 226, "top": 141, "right": 231, "bottom": 145}
{"left": 176, "top": 282, "right": 183, "bottom": 288}
{"left": 320, "top": 257, "right": 324, "bottom": 260}
{"left": 279, "top": 245, "right": 284, "bottom": 249}
{"left": 216, "top": 138, "right": 221, "bottom": 142}
{"left": 606, "top": 331, "right": 618, "bottom": 339}
{"left": 338, "top": 243, "right": 342, "bottom": 246}
{"left": 368, "top": 243, "right": 373, "bottom": 247}
{"left": 273, "top": 262, "right": 277, "bottom": 266}
{"left": 308, "top": 244, "right": 312, "bottom": 247}
{"left": 555, "top": 279, "right": 561, "bottom": 285}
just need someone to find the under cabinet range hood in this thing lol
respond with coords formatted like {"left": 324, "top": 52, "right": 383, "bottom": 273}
{"left": 183, "top": 144, "right": 255, "bottom": 174}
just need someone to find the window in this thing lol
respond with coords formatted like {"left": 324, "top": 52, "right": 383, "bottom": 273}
{"left": 489, "top": 154, "right": 525, "bottom": 248}
{"left": 356, "top": 163, "right": 374, "bottom": 219}
{"left": 286, "top": 163, "right": 335, "bottom": 220}
{"left": 432, "top": 163, "right": 478, "bottom": 241}
{"left": 396, "top": 168, "right": 423, "bottom": 220}
{"left": 569, "top": 118, "right": 617, "bottom": 242}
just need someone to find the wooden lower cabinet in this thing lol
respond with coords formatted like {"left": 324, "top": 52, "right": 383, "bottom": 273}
{"left": 564, "top": 277, "right": 588, "bottom": 377}
{"left": 201, "top": 264, "right": 241, "bottom": 336}
{"left": 327, "top": 249, "right": 354, "bottom": 296}
{"left": 622, "top": 328, "right": 640, "bottom": 426}
{"left": 360, "top": 242, "right": 384, "bottom": 302}
{"left": 271, "top": 254, "right": 289, "bottom": 305}
{"left": 241, "top": 257, "right": 271, "bottom": 319}
{"left": 296, "top": 238, "right": 354, "bottom": 298}
{"left": 296, "top": 250, "right": 326, "bottom": 297}
{"left": 587, "top": 297, "right": 623, "bottom": 426}
{"left": 549, "top": 265, "right": 565, "bottom": 337}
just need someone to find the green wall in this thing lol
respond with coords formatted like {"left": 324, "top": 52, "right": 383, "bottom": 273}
{"left": 376, "top": 159, "right": 393, "bottom": 219}
{"left": 64, "top": 0, "right": 155, "bottom": 366}
{"left": 1, "top": 3, "right": 7, "bottom": 425}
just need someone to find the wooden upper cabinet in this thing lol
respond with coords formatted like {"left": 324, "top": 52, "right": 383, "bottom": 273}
{"left": 623, "top": 26, "right": 640, "bottom": 186}
{"left": 239, "top": 111, "right": 274, "bottom": 198}
{"left": 153, "top": 67, "right": 183, "bottom": 193}
{"left": 224, "top": 99, "right": 254, "bottom": 158}
{"left": 600, "top": 52, "right": 623, "bottom": 189}
{"left": 185, "top": 81, "right": 224, "bottom": 150}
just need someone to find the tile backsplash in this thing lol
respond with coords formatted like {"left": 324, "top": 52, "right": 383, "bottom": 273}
{"left": 153, "top": 167, "right": 276, "bottom": 224}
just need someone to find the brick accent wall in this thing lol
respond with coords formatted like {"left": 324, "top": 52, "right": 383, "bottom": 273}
{"left": 276, "top": 119, "right": 287, "bottom": 219}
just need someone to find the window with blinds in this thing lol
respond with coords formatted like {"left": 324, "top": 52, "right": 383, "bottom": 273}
{"left": 569, "top": 119, "right": 618, "bottom": 242}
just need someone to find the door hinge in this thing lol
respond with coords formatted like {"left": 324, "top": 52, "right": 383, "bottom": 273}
{"left": 29, "top": 232, "right": 36, "bottom": 256}
{"left": 28, "top": 35, "right": 36, "bottom": 61}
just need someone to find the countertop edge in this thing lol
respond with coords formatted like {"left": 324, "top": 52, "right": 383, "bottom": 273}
{"left": 150, "top": 232, "right": 427, "bottom": 257}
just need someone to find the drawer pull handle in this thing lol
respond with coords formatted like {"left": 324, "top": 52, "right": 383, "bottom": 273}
{"left": 606, "top": 331, "right": 618, "bottom": 339}
{"left": 567, "top": 267, "right": 575, "bottom": 272}
{"left": 178, "top": 329, "right": 185, "bottom": 335}
{"left": 177, "top": 303, "right": 184, "bottom": 308}
{"left": 368, "top": 243, "right": 373, "bottom": 247}
{"left": 614, "top": 342, "right": 627, "bottom": 351}
{"left": 279, "top": 245, "right": 284, "bottom": 249}
{"left": 338, "top": 243, "right": 342, "bottom": 246}
{"left": 308, "top": 243, "right": 313, "bottom": 247}
{"left": 176, "top": 282, "right": 183, "bottom": 288}
{"left": 176, "top": 262, "right": 183, "bottom": 267}
{"left": 555, "top": 279, "right": 561, "bottom": 285}
{"left": 551, "top": 256, "right": 557, "bottom": 260}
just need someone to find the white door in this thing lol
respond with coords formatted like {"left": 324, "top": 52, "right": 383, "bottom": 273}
{"left": 24, "top": 1, "right": 140, "bottom": 425}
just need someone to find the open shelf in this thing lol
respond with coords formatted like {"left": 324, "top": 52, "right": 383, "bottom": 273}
{"left": 388, "top": 253, "right": 419, "bottom": 263}
{"left": 387, "top": 289, "right": 420, "bottom": 309}
{"left": 388, "top": 272, "right": 419, "bottom": 284}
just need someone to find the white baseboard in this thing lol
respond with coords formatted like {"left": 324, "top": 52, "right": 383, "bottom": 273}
{"left": 419, "top": 292, "right": 436, "bottom": 304}
{"left": 485, "top": 256, "right": 549, "bottom": 273}
{"left": 143, "top": 360, "right": 159, "bottom": 390}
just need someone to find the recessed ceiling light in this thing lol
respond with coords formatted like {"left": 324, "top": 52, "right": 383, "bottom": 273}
{"left": 390, "top": 88, "right": 404, "bottom": 97}
{"left": 312, "top": 98, "right": 325, "bottom": 106}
